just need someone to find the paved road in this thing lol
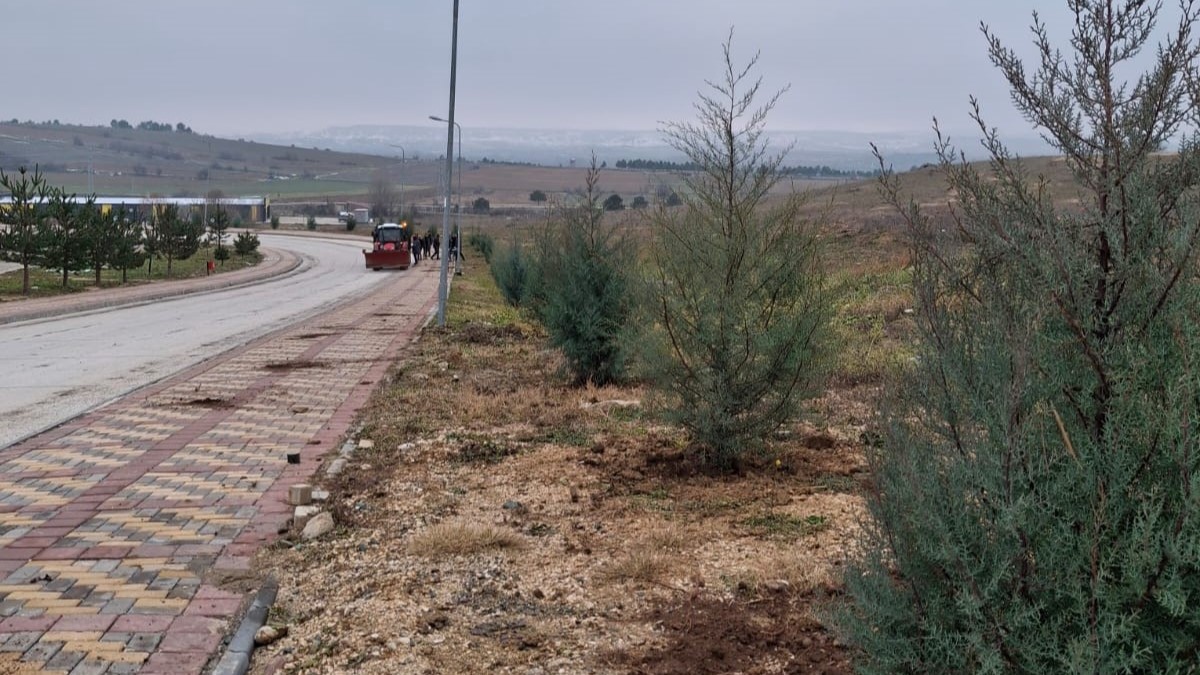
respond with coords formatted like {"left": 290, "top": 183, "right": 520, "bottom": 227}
{"left": 0, "top": 234, "right": 388, "bottom": 450}
{"left": 0, "top": 251, "right": 441, "bottom": 674}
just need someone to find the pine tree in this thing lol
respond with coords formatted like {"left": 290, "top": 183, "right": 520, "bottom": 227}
{"left": 108, "top": 206, "right": 144, "bottom": 284}
{"left": 535, "top": 159, "right": 634, "bottom": 386}
{"left": 836, "top": 2, "right": 1200, "bottom": 672}
{"left": 644, "top": 34, "right": 829, "bottom": 470}
{"left": 41, "top": 188, "right": 87, "bottom": 288}
{"left": 0, "top": 166, "right": 51, "bottom": 294}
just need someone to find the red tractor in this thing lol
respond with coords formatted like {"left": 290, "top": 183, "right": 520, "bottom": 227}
{"left": 364, "top": 222, "right": 411, "bottom": 270}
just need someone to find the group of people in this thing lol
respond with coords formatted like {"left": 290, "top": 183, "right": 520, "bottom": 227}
{"left": 409, "top": 233, "right": 466, "bottom": 264}
{"left": 409, "top": 234, "right": 439, "bottom": 264}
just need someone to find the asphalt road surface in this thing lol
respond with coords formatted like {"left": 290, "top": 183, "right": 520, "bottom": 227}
{"left": 0, "top": 234, "right": 398, "bottom": 449}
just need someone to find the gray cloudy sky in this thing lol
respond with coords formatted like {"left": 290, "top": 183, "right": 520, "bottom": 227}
{"left": 7, "top": 1, "right": 1095, "bottom": 137}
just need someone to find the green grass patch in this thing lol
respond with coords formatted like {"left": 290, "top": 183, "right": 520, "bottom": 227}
{"left": 811, "top": 474, "right": 860, "bottom": 494}
{"left": 0, "top": 247, "right": 261, "bottom": 300}
{"left": 531, "top": 425, "right": 591, "bottom": 447}
{"left": 451, "top": 434, "right": 519, "bottom": 464}
{"left": 829, "top": 265, "right": 915, "bottom": 385}
{"left": 740, "top": 512, "right": 829, "bottom": 538}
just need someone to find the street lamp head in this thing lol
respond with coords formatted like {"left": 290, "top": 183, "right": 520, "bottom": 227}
{"left": 430, "top": 115, "right": 446, "bottom": 123}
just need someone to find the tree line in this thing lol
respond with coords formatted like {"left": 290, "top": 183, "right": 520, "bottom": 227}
{"left": 1, "top": 119, "right": 194, "bottom": 134}
{"left": 0, "top": 166, "right": 255, "bottom": 294}
{"left": 614, "top": 157, "right": 877, "bottom": 178}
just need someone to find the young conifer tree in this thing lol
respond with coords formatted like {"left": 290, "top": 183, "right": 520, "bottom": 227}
{"left": 645, "top": 34, "right": 829, "bottom": 470}
{"left": 537, "top": 158, "right": 634, "bottom": 386}
{"left": 0, "top": 166, "right": 51, "bottom": 294}
{"left": 836, "top": 2, "right": 1200, "bottom": 672}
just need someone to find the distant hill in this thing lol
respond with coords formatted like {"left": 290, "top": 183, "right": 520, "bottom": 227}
{"left": 248, "top": 124, "right": 1055, "bottom": 172}
{"left": 0, "top": 121, "right": 427, "bottom": 200}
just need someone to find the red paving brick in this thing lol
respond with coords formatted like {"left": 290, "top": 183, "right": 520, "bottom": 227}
{"left": 0, "top": 260, "right": 440, "bottom": 672}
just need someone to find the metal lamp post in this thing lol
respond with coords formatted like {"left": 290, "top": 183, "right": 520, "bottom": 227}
{"left": 429, "top": 115, "right": 462, "bottom": 275}
{"left": 435, "top": 0, "right": 459, "bottom": 326}
{"left": 386, "top": 143, "right": 405, "bottom": 219}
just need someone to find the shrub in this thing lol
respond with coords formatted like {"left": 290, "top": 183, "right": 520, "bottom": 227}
{"left": 306, "top": 215, "right": 317, "bottom": 231}
{"left": 345, "top": 215, "right": 356, "bottom": 231}
{"left": 468, "top": 232, "right": 494, "bottom": 263}
{"left": 270, "top": 215, "right": 280, "bottom": 229}
{"left": 234, "top": 230, "right": 260, "bottom": 256}
{"left": 533, "top": 159, "right": 634, "bottom": 386}
{"left": 643, "top": 37, "right": 830, "bottom": 471}
{"left": 490, "top": 238, "right": 529, "bottom": 307}
{"left": 834, "top": 3, "right": 1200, "bottom": 672}
{"left": 472, "top": 197, "right": 490, "bottom": 213}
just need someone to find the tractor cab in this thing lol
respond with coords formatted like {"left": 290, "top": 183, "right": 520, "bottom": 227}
{"left": 372, "top": 222, "right": 409, "bottom": 250}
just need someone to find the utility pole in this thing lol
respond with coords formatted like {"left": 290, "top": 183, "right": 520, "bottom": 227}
{"left": 430, "top": 116, "right": 462, "bottom": 275}
{"left": 436, "top": 0, "right": 459, "bottom": 327}
{"left": 387, "top": 144, "right": 406, "bottom": 218}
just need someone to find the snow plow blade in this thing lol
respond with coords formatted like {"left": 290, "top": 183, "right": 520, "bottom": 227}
{"left": 364, "top": 249, "right": 411, "bottom": 271}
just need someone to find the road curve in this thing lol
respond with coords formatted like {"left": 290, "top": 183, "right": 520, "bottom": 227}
{"left": 0, "top": 233, "right": 398, "bottom": 449}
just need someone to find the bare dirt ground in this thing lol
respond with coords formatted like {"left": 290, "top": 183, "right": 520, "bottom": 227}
{"left": 244, "top": 252, "right": 889, "bottom": 674}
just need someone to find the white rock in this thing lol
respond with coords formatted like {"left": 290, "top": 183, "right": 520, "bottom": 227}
{"left": 293, "top": 505, "right": 321, "bottom": 530}
{"left": 302, "top": 512, "right": 335, "bottom": 540}
{"left": 326, "top": 458, "right": 347, "bottom": 476}
{"left": 357, "top": 439, "right": 375, "bottom": 449}
{"left": 254, "top": 625, "right": 282, "bottom": 645}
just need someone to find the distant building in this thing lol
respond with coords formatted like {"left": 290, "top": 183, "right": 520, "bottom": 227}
{"left": 0, "top": 196, "right": 270, "bottom": 223}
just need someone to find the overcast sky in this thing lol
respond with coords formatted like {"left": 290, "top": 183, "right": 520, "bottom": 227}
{"left": 5, "top": 1, "right": 1132, "bottom": 138}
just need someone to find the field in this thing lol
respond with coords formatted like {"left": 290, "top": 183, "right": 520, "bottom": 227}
{"left": 0, "top": 121, "right": 843, "bottom": 215}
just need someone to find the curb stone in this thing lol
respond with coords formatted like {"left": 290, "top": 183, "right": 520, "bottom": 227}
{"left": 210, "top": 575, "right": 279, "bottom": 675}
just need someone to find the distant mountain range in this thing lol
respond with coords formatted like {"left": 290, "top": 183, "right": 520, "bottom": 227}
{"left": 248, "top": 125, "right": 1055, "bottom": 172}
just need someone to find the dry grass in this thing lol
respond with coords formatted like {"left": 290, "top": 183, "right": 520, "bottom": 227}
{"left": 642, "top": 522, "right": 691, "bottom": 553}
{"left": 724, "top": 548, "right": 840, "bottom": 596}
{"left": 601, "top": 548, "right": 675, "bottom": 585}
{"left": 407, "top": 521, "right": 525, "bottom": 558}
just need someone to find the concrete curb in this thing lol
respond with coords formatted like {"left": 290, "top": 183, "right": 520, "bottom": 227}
{"left": 210, "top": 575, "right": 280, "bottom": 675}
{"left": 0, "top": 246, "right": 304, "bottom": 326}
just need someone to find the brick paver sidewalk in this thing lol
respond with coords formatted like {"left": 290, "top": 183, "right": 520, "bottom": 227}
{"left": 0, "top": 262, "right": 439, "bottom": 674}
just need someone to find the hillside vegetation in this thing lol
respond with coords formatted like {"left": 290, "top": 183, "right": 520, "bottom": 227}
{"left": 0, "top": 121, "right": 424, "bottom": 199}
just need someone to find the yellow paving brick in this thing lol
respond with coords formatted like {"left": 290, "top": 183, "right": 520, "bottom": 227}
{"left": 49, "top": 606, "right": 100, "bottom": 616}
{"left": 64, "top": 640, "right": 119, "bottom": 654}
{"left": 3, "top": 590, "right": 62, "bottom": 600}
{"left": 80, "top": 640, "right": 126, "bottom": 653}
{"left": 154, "top": 569, "right": 198, "bottom": 579}
{"left": 88, "top": 581, "right": 137, "bottom": 591}
{"left": 123, "top": 557, "right": 168, "bottom": 567}
{"left": 132, "top": 597, "right": 188, "bottom": 610}
{"left": 42, "top": 631, "right": 103, "bottom": 642}
{"left": 23, "top": 598, "right": 81, "bottom": 609}
{"left": 114, "top": 589, "right": 169, "bottom": 599}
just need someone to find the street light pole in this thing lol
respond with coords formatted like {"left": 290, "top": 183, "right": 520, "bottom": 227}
{"left": 387, "top": 144, "right": 405, "bottom": 219}
{"left": 430, "top": 116, "right": 462, "bottom": 275}
{"left": 435, "top": 0, "right": 459, "bottom": 327}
